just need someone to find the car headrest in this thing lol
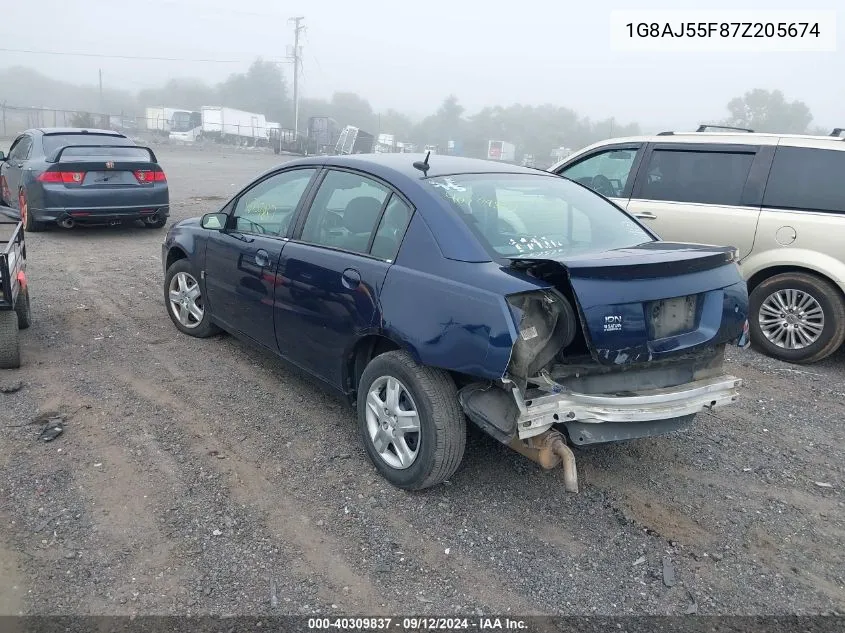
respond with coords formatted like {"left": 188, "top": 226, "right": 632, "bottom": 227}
{"left": 343, "top": 197, "right": 383, "bottom": 233}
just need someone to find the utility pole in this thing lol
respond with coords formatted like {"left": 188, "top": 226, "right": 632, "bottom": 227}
{"left": 289, "top": 16, "right": 305, "bottom": 140}
{"left": 98, "top": 69, "right": 103, "bottom": 114}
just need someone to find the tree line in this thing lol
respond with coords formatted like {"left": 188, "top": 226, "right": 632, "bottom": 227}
{"left": 0, "top": 59, "right": 827, "bottom": 163}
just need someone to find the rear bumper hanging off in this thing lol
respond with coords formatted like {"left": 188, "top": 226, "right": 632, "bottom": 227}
{"left": 514, "top": 374, "right": 742, "bottom": 441}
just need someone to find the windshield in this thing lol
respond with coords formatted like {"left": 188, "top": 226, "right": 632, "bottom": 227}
{"left": 43, "top": 133, "right": 135, "bottom": 156}
{"left": 426, "top": 173, "right": 653, "bottom": 258}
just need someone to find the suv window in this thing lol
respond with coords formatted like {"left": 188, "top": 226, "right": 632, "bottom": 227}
{"left": 233, "top": 168, "right": 316, "bottom": 236}
{"left": 638, "top": 149, "right": 754, "bottom": 206}
{"left": 558, "top": 147, "right": 638, "bottom": 198}
{"left": 8, "top": 136, "right": 32, "bottom": 161}
{"left": 301, "top": 170, "right": 389, "bottom": 254}
{"left": 763, "top": 147, "right": 845, "bottom": 213}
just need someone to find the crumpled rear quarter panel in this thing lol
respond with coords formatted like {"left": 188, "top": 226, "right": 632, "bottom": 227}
{"left": 379, "top": 213, "right": 541, "bottom": 379}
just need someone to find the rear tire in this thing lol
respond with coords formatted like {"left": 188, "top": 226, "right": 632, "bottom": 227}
{"left": 142, "top": 215, "right": 167, "bottom": 229}
{"left": 749, "top": 272, "right": 845, "bottom": 364}
{"left": 15, "top": 287, "right": 32, "bottom": 329}
{"left": 0, "top": 310, "right": 21, "bottom": 369}
{"left": 357, "top": 350, "right": 466, "bottom": 490}
{"left": 164, "top": 259, "right": 219, "bottom": 338}
{"left": 19, "top": 189, "right": 44, "bottom": 233}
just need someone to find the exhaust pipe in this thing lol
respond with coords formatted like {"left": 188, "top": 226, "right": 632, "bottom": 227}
{"left": 58, "top": 217, "right": 75, "bottom": 229}
{"left": 508, "top": 429, "right": 579, "bottom": 493}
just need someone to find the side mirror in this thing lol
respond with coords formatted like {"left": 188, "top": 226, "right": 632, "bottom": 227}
{"left": 0, "top": 151, "right": 6, "bottom": 161}
{"left": 201, "top": 212, "right": 227, "bottom": 230}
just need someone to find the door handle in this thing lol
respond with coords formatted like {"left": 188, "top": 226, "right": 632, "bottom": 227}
{"left": 255, "top": 249, "right": 270, "bottom": 267}
{"left": 341, "top": 268, "right": 361, "bottom": 289}
{"left": 633, "top": 211, "right": 657, "bottom": 220}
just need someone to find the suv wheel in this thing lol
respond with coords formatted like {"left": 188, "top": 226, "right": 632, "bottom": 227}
{"left": 357, "top": 351, "right": 466, "bottom": 490}
{"left": 749, "top": 272, "right": 845, "bottom": 364}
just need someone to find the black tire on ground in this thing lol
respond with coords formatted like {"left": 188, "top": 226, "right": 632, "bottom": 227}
{"left": 142, "top": 215, "right": 167, "bottom": 229}
{"left": 15, "top": 286, "right": 32, "bottom": 329}
{"left": 749, "top": 272, "right": 845, "bottom": 364}
{"left": 163, "top": 259, "right": 220, "bottom": 338}
{"left": 0, "top": 310, "right": 21, "bottom": 369}
{"left": 357, "top": 350, "right": 466, "bottom": 490}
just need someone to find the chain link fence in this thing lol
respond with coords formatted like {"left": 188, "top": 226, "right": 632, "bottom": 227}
{"left": 0, "top": 104, "right": 303, "bottom": 152}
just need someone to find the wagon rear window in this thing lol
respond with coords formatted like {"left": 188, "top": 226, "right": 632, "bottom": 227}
{"left": 426, "top": 173, "right": 653, "bottom": 258}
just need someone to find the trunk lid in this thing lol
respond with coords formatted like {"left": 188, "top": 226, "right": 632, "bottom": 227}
{"left": 510, "top": 242, "right": 748, "bottom": 366}
{"left": 45, "top": 145, "right": 162, "bottom": 188}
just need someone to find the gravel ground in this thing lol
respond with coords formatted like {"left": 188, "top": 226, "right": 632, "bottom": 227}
{"left": 0, "top": 143, "right": 843, "bottom": 617}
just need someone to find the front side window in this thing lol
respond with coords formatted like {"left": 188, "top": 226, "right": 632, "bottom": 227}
{"left": 233, "top": 168, "right": 316, "bottom": 236}
{"left": 558, "top": 147, "right": 640, "bottom": 198}
{"left": 638, "top": 149, "right": 755, "bottom": 206}
{"left": 300, "top": 170, "right": 389, "bottom": 254}
{"left": 762, "top": 147, "right": 845, "bottom": 213}
{"left": 426, "top": 173, "right": 653, "bottom": 258}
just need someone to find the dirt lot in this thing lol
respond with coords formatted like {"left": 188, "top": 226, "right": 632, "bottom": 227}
{"left": 0, "top": 143, "right": 843, "bottom": 617}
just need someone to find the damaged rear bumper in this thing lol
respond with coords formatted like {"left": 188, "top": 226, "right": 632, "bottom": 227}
{"left": 460, "top": 374, "right": 742, "bottom": 447}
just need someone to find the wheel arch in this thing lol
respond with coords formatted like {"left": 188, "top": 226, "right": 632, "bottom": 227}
{"left": 344, "top": 333, "right": 415, "bottom": 401}
{"left": 746, "top": 265, "right": 845, "bottom": 304}
{"left": 165, "top": 245, "right": 189, "bottom": 271}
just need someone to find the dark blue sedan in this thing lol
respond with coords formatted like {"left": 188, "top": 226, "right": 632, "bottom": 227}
{"left": 0, "top": 128, "right": 169, "bottom": 232}
{"left": 161, "top": 153, "right": 750, "bottom": 491}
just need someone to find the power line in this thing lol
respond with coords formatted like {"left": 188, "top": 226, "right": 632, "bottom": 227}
{"left": 0, "top": 47, "right": 288, "bottom": 64}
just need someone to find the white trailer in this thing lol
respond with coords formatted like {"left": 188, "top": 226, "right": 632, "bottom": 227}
{"left": 144, "top": 107, "right": 180, "bottom": 134}
{"left": 201, "top": 106, "right": 268, "bottom": 146}
{"left": 487, "top": 140, "right": 516, "bottom": 162}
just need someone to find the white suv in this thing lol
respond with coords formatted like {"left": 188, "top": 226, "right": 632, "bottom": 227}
{"left": 549, "top": 125, "right": 845, "bottom": 364}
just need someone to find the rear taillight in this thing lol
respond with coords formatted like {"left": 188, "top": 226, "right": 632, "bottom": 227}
{"left": 37, "top": 171, "right": 85, "bottom": 184}
{"left": 134, "top": 170, "right": 166, "bottom": 184}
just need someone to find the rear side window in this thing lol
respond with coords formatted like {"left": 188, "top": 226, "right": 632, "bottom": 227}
{"left": 300, "top": 170, "right": 390, "bottom": 255}
{"left": 763, "top": 147, "right": 845, "bottom": 213}
{"left": 42, "top": 133, "right": 134, "bottom": 156}
{"left": 370, "top": 195, "right": 413, "bottom": 261}
{"left": 8, "top": 136, "right": 32, "bottom": 160}
{"left": 638, "top": 149, "right": 754, "bottom": 206}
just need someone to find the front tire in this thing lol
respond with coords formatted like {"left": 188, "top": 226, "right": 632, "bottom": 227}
{"left": 357, "top": 350, "right": 466, "bottom": 490}
{"left": 164, "top": 259, "right": 219, "bottom": 337}
{"left": 749, "top": 272, "right": 845, "bottom": 364}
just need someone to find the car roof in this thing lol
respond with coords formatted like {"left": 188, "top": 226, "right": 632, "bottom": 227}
{"left": 550, "top": 130, "right": 845, "bottom": 171}
{"left": 314, "top": 153, "right": 550, "bottom": 179}
{"left": 33, "top": 127, "right": 126, "bottom": 136}
{"left": 577, "top": 131, "right": 845, "bottom": 148}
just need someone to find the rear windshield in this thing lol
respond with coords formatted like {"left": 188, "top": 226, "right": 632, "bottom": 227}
{"left": 426, "top": 172, "right": 653, "bottom": 258}
{"left": 42, "top": 133, "right": 136, "bottom": 156}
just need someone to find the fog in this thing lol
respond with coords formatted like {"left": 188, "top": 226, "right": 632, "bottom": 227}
{"left": 1, "top": 0, "right": 841, "bottom": 131}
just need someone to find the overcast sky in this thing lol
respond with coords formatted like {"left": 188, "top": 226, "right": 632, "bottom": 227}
{"left": 1, "top": 0, "right": 841, "bottom": 130}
